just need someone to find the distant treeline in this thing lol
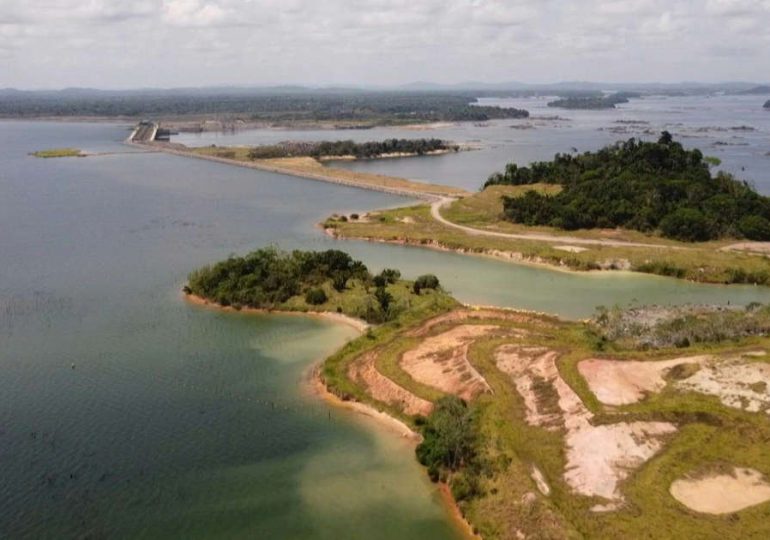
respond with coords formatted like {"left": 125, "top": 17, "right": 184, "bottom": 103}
{"left": 485, "top": 132, "right": 770, "bottom": 241}
{"left": 547, "top": 92, "right": 637, "bottom": 110}
{"left": 0, "top": 90, "right": 528, "bottom": 124}
{"left": 246, "top": 138, "right": 457, "bottom": 160}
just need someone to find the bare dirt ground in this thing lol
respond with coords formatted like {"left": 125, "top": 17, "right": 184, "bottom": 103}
{"left": 495, "top": 344, "right": 676, "bottom": 507}
{"left": 348, "top": 351, "right": 433, "bottom": 416}
{"left": 677, "top": 355, "right": 770, "bottom": 414}
{"left": 401, "top": 324, "right": 496, "bottom": 401}
{"left": 406, "top": 308, "right": 546, "bottom": 338}
{"left": 578, "top": 356, "right": 710, "bottom": 406}
{"left": 720, "top": 242, "right": 770, "bottom": 254}
{"left": 670, "top": 467, "right": 770, "bottom": 514}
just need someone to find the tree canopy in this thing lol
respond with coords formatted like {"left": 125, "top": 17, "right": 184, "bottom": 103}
{"left": 246, "top": 138, "right": 457, "bottom": 160}
{"left": 485, "top": 133, "right": 770, "bottom": 241}
{"left": 186, "top": 247, "right": 369, "bottom": 308}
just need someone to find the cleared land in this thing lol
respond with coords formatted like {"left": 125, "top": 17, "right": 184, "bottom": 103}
{"left": 323, "top": 305, "right": 770, "bottom": 539}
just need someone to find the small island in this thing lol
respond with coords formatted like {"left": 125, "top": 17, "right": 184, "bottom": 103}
{"left": 30, "top": 147, "right": 84, "bottom": 158}
{"left": 764, "top": 100, "right": 770, "bottom": 109}
{"left": 187, "top": 245, "right": 770, "bottom": 539}
{"left": 216, "top": 138, "right": 460, "bottom": 160}
{"left": 547, "top": 93, "right": 635, "bottom": 110}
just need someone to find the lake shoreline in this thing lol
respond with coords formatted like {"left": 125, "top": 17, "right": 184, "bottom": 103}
{"left": 183, "top": 292, "right": 370, "bottom": 332}
{"left": 184, "top": 290, "right": 477, "bottom": 539}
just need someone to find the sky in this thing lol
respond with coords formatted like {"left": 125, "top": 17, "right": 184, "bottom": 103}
{"left": 1, "top": 0, "right": 769, "bottom": 89}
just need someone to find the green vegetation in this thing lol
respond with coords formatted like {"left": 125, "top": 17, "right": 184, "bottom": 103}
{"left": 245, "top": 138, "right": 458, "bottom": 160}
{"left": 547, "top": 93, "right": 633, "bottom": 110}
{"left": 327, "top": 202, "right": 770, "bottom": 285}
{"left": 413, "top": 274, "right": 440, "bottom": 294}
{"left": 184, "top": 246, "right": 452, "bottom": 324}
{"left": 416, "top": 396, "right": 483, "bottom": 501}
{"left": 1, "top": 90, "right": 527, "bottom": 125}
{"left": 30, "top": 148, "right": 83, "bottom": 158}
{"left": 487, "top": 133, "right": 770, "bottom": 241}
{"left": 592, "top": 303, "right": 770, "bottom": 350}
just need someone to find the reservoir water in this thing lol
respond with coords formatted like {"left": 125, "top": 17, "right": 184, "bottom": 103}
{"left": 175, "top": 94, "right": 770, "bottom": 193}
{"left": 2, "top": 119, "right": 770, "bottom": 538}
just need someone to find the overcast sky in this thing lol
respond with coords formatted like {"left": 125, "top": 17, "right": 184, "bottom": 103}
{"left": 1, "top": 0, "right": 769, "bottom": 89}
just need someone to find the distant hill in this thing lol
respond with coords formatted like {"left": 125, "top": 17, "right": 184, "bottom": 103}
{"left": 765, "top": 100, "right": 770, "bottom": 109}
{"left": 738, "top": 85, "right": 770, "bottom": 95}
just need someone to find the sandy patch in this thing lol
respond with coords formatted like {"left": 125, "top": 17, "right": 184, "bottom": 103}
{"left": 401, "top": 325, "right": 495, "bottom": 401}
{"left": 348, "top": 352, "right": 433, "bottom": 417}
{"left": 671, "top": 467, "right": 770, "bottom": 514}
{"left": 184, "top": 293, "right": 369, "bottom": 332}
{"left": 495, "top": 344, "right": 676, "bottom": 506}
{"left": 579, "top": 356, "right": 710, "bottom": 406}
{"left": 677, "top": 357, "right": 770, "bottom": 414}
{"left": 531, "top": 465, "right": 551, "bottom": 496}
{"left": 554, "top": 245, "right": 588, "bottom": 253}
{"left": 720, "top": 242, "right": 770, "bottom": 254}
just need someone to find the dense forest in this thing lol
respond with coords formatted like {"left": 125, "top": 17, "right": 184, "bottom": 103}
{"left": 547, "top": 92, "right": 635, "bottom": 110}
{"left": 245, "top": 138, "right": 457, "bottom": 159}
{"left": 184, "top": 247, "right": 441, "bottom": 323}
{"left": 485, "top": 132, "right": 770, "bottom": 241}
{"left": 0, "top": 90, "right": 528, "bottom": 123}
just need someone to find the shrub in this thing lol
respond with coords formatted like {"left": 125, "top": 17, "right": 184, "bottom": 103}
{"left": 738, "top": 215, "right": 770, "bottom": 240}
{"left": 305, "top": 288, "right": 328, "bottom": 305}
{"left": 413, "top": 274, "right": 440, "bottom": 295}
{"left": 659, "top": 208, "right": 712, "bottom": 241}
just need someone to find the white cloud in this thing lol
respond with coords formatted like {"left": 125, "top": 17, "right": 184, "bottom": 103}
{"left": 0, "top": 0, "right": 769, "bottom": 88}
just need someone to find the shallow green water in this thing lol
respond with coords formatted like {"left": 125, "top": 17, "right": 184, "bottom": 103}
{"left": 2, "top": 121, "right": 768, "bottom": 538}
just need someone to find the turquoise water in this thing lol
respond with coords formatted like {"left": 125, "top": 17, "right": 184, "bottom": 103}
{"left": 2, "top": 120, "right": 769, "bottom": 538}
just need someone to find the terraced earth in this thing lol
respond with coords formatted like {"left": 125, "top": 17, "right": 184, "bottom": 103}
{"left": 323, "top": 306, "right": 770, "bottom": 539}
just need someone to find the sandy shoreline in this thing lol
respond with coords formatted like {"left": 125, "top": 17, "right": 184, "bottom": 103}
{"left": 183, "top": 291, "right": 476, "bottom": 538}
{"left": 183, "top": 293, "right": 370, "bottom": 332}
{"left": 307, "top": 366, "right": 479, "bottom": 539}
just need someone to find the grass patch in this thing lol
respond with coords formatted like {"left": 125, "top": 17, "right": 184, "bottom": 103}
{"left": 329, "top": 203, "right": 770, "bottom": 285}
{"left": 31, "top": 148, "right": 83, "bottom": 158}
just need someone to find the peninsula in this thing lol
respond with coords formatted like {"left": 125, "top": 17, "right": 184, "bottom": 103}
{"left": 187, "top": 246, "right": 770, "bottom": 540}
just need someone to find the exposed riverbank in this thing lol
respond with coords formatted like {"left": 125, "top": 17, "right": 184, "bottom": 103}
{"left": 130, "top": 139, "right": 467, "bottom": 199}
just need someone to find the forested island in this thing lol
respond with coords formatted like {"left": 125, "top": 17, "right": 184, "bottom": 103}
{"left": 547, "top": 92, "right": 635, "bottom": 110}
{"left": 765, "top": 100, "right": 770, "bottom": 109}
{"left": 184, "top": 247, "right": 443, "bottom": 324}
{"left": 243, "top": 138, "right": 458, "bottom": 160}
{"left": 485, "top": 132, "right": 770, "bottom": 241}
{"left": 0, "top": 89, "right": 528, "bottom": 126}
